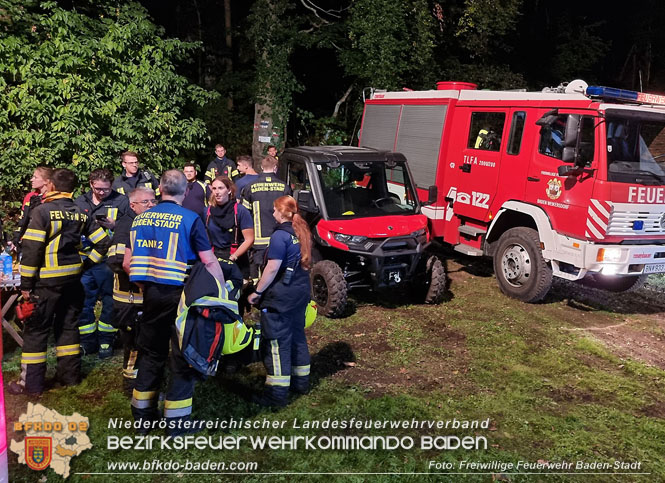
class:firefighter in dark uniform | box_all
[248,195,312,407]
[241,156,291,279]
[8,168,111,395]
[205,144,239,183]
[125,170,224,431]
[75,168,130,358]
[167,258,243,435]
[112,150,160,197]
[107,187,157,394]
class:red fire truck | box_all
[359,80,665,302]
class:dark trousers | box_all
[112,300,141,386]
[20,282,84,393]
[130,283,181,421]
[261,304,310,405]
[79,262,115,348]
[249,247,267,280]
[163,324,202,434]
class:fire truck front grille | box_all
[607,205,665,236]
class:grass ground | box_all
[3,257,665,482]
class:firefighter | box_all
[182,162,210,221]
[205,144,239,183]
[112,151,160,197]
[167,257,243,435]
[9,166,53,253]
[233,155,259,200]
[266,145,279,160]
[9,168,110,396]
[107,187,157,394]
[240,156,291,279]
[75,168,130,358]
[247,195,312,407]
[125,170,224,431]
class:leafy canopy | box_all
[0,0,216,193]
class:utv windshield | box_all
[606,116,665,185]
[317,161,419,219]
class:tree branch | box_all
[332,84,353,119]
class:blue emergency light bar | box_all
[586,86,665,106]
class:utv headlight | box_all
[334,233,368,245]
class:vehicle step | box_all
[454,244,484,256]
[458,225,487,237]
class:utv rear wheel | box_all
[586,274,648,293]
[412,255,446,304]
[493,227,553,303]
[310,260,348,318]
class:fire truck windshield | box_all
[606,116,665,185]
[317,161,418,219]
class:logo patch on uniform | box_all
[25,437,52,471]
[546,179,562,200]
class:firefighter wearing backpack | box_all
[247,195,312,407]
[107,187,157,394]
[125,170,224,432]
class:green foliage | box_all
[455,0,523,58]
[550,20,610,83]
[299,114,351,146]
[247,0,302,149]
[441,59,526,90]
[0,0,217,195]
[341,0,435,90]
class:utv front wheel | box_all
[493,227,553,303]
[310,260,348,317]
[412,255,446,304]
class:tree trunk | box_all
[252,102,273,166]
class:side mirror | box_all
[564,115,581,148]
[557,164,581,176]
[296,190,319,213]
[561,115,584,165]
[424,185,438,205]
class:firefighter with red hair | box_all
[248,195,312,407]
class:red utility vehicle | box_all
[359,80,665,302]
[281,146,445,316]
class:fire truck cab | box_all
[360,80,665,302]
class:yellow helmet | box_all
[305,300,318,329]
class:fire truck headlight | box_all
[601,265,619,275]
[596,248,624,263]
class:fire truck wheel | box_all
[311,260,348,318]
[493,227,553,303]
[413,255,446,304]
[587,274,648,293]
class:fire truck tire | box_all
[587,274,648,293]
[310,260,348,318]
[413,255,446,304]
[493,227,553,303]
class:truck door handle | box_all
[459,164,472,173]
[527,176,540,182]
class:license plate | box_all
[643,263,665,274]
[387,270,403,284]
